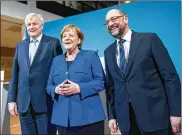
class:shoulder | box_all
[135,31,158,39]
[53,54,64,63]
[104,41,116,55]
[16,38,28,48]
[80,50,102,65]
[81,49,96,54]
[80,49,98,58]
[43,34,60,42]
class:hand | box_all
[55,80,69,94]
[59,80,80,96]
[170,116,181,135]
[108,119,118,133]
[8,102,18,116]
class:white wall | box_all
[1,1,63,22]
[1,1,64,40]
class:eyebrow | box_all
[106,15,123,20]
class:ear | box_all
[124,15,128,24]
[41,24,44,30]
[78,38,81,44]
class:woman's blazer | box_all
[46,49,106,127]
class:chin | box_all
[111,31,120,37]
[111,33,119,38]
[29,34,37,37]
[65,47,72,50]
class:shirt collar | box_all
[30,33,43,43]
[117,29,132,45]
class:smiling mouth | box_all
[65,42,72,45]
[110,27,118,32]
[29,31,36,32]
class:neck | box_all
[66,47,79,60]
[31,33,42,39]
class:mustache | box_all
[29,28,37,32]
[108,24,119,31]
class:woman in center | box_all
[46,24,106,135]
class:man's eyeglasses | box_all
[104,15,125,26]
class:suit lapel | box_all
[24,38,30,67]
[125,31,141,77]
[31,34,48,65]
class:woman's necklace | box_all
[66,55,76,61]
[66,49,79,61]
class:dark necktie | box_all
[119,39,127,74]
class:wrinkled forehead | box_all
[106,9,122,20]
[27,17,41,23]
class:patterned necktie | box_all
[119,39,127,74]
[29,39,38,65]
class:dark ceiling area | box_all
[18,1,134,17]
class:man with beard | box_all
[7,13,62,135]
[104,9,181,135]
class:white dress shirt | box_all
[29,33,43,65]
[116,29,132,67]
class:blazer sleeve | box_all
[7,44,19,103]
[78,51,105,100]
[104,51,116,120]
[53,39,63,57]
[46,59,57,100]
[151,33,181,116]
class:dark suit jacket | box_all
[46,50,106,127]
[104,31,181,132]
[8,34,63,113]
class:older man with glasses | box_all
[104,9,181,135]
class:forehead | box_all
[27,17,41,23]
[63,28,77,34]
[106,10,121,20]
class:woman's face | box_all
[62,29,81,51]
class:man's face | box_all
[105,10,127,38]
[26,17,43,38]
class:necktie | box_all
[29,39,38,65]
[119,39,127,73]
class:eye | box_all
[69,34,74,38]
[111,17,117,22]
[105,21,109,25]
[33,23,37,26]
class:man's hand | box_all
[8,102,18,116]
[108,119,118,133]
[170,116,181,135]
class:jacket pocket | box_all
[75,71,88,74]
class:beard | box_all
[108,24,125,38]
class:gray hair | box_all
[24,13,44,26]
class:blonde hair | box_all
[60,24,84,48]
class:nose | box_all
[63,36,70,42]
[108,20,114,27]
[65,36,70,40]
